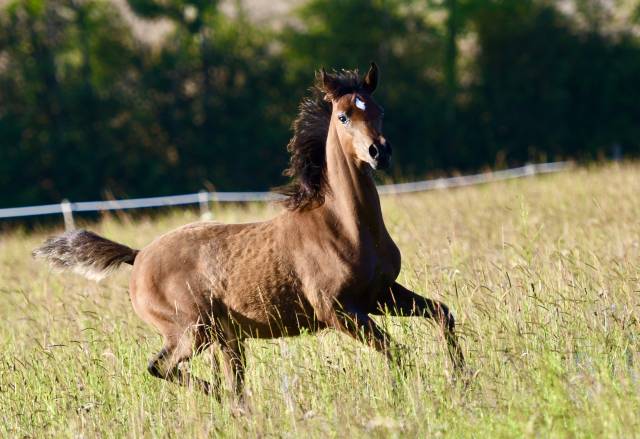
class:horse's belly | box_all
[218,275,319,337]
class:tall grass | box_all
[1,163,639,437]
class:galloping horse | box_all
[34,63,465,399]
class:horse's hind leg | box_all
[372,282,466,373]
[147,332,214,395]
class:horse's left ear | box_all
[362,62,378,94]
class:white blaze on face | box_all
[355,97,366,111]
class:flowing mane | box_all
[279,69,364,211]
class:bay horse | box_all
[34,63,465,401]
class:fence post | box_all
[524,163,536,177]
[61,199,75,231]
[199,190,212,220]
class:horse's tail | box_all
[33,229,139,281]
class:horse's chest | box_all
[298,231,401,311]
[339,237,401,297]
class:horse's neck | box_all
[322,123,385,240]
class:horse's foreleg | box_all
[335,308,395,362]
[372,282,466,373]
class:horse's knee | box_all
[433,302,455,332]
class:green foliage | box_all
[471,2,640,163]
[131,5,291,193]
[0,0,148,207]
[0,0,639,208]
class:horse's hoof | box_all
[450,366,478,389]
[230,399,251,417]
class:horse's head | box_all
[321,63,391,171]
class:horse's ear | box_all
[319,67,338,100]
[362,62,378,94]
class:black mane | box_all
[278,69,363,211]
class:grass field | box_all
[1,163,639,438]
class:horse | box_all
[34,63,465,402]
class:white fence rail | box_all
[0,162,572,227]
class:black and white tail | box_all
[33,230,139,281]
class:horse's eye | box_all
[338,114,348,124]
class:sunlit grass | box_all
[1,163,639,437]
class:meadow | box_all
[1,163,638,438]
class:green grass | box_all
[1,163,639,438]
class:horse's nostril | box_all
[369,144,379,159]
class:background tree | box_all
[0,0,153,206]
[127,0,291,192]
[470,1,640,163]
